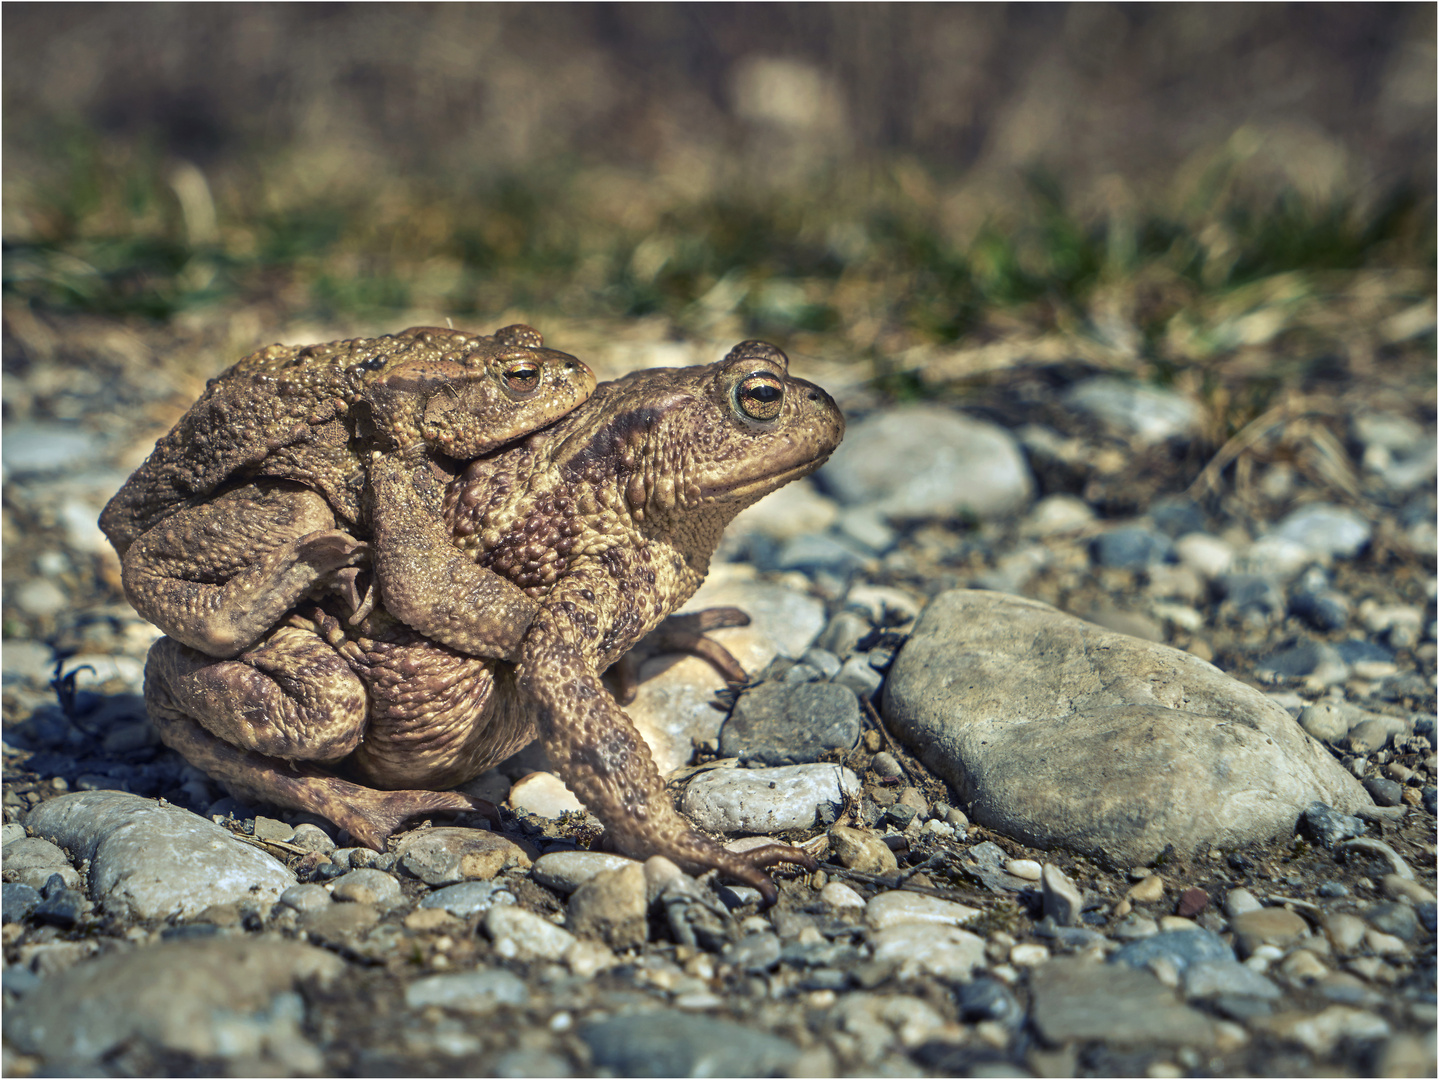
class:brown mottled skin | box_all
[100,325,595,661]
[144,342,845,903]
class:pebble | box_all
[1322,912,1368,954]
[1300,802,1366,848]
[25,791,294,921]
[531,851,639,894]
[1009,943,1050,967]
[329,868,401,906]
[1063,377,1202,444]
[1,836,81,891]
[1041,864,1084,927]
[1363,777,1405,806]
[1269,504,1372,560]
[867,923,987,980]
[720,681,861,765]
[300,901,379,944]
[1364,901,1418,942]
[1028,957,1217,1046]
[507,772,584,817]
[2,937,341,1067]
[1290,586,1351,631]
[2,882,41,923]
[1004,858,1042,881]
[1112,915,1160,940]
[581,1012,801,1078]
[1126,874,1165,904]
[1255,640,1349,685]
[1254,1005,1389,1056]
[1382,873,1435,905]
[836,508,898,553]
[1173,533,1234,579]
[1230,908,1309,957]
[1345,713,1409,753]
[819,881,866,909]
[827,825,899,874]
[417,881,517,918]
[884,590,1369,866]
[1224,887,1262,916]
[484,904,575,962]
[1182,958,1282,1000]
[1112,929,1232,974]
[1092,527,1174,569]
[1021,494,1096,536]
[1176,888,1209,918]
[397,827,531,885]
[404,968,529,1014]
[1297,703,1354,744]
[278,884,331,913]
[864,890,979,930]
[834,654,884,698]
[1279,950,1328,982]
[290,823,336,853]
[566,862,648,951]
[2,422,104,474]
[680,762,859,834]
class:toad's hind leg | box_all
[146,638,491,849]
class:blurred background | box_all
[3,4,1433,389]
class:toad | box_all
[100,325,595,660]
[145,342,845,902]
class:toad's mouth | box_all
[696,453,834,503]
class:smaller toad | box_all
[101,325,595,660]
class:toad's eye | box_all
[735,373,784,421]
[503,361,541,394]
[358,355,387,372]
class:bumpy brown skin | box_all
[145,342,845,903]
[102,325,595,661]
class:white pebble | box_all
[1009,943,1050,967]
[1004,859,1042,881]
[819,882,866,909]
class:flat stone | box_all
[680,763,860,834]
[404,968,528,1014]
[1,937,341,1065]
[417,880,516,918]
[1111,929,1233,974]
[864,890,979,930]
[582,1011,801,1078]
[531,851,640,894]
[25,791,294,921]
[883,591,1370,865]
[868,923,986,980]
[278,884,330,913]
[1,837,80,891]
[1041,864,1084,927]
[329,868,401,906]
[397,827,531,885]
[1029,957,1217,1047]
[300,902,379,944]
[1269,504,1371,560]
[1183,957,1282,1000]
[820,406,1034,521]
[720,681,861,765]
[2,882,41,923]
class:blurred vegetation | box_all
[3,3,1434,423]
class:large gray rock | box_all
[3,937,341,1066]
[883,591,1371,865]
[819,405,1034,520]
[25,791,295,920]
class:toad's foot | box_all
[606,606,752,705]
[659,832,817,908]
[146,700,495,850]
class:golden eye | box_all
[735,372,784,421]
[503,361,541,393]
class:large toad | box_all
[100,325,595,660]
[146,342,845,901]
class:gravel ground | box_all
[2,308,1435,1078]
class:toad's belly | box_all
[347,635,535,790]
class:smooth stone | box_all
[25,791,294,921]
[328,868,401,906]
[1300,803,1365,849]
[1255,639,1350,685]
[1346,714,1409,754]
[252,816,294,843]
[1363,777,1404,807]
[1365,929,1407,956]
[820,882,866,909]
[418,881,516,918]
[883,591,1370,865]
[820,405,1034,520]
[1182,958,1282,1000]
[720,681,861,765]
[775,532,872,576]
[1112,914,1160,940]
[1297,703,1354,744]
[1092,528,1174,570]
[300,902,379,943]
[1270,504,1372,560]
[827,826,898,874]
[531,851,640,894]
[1290,588,1351,632]
[1233,536,1318,578]
[278,884,331,913]
[1173,534,1234,579]
[484,904,575,962]
[581,1012,800,1079]
[508,772,584,817]
[1021,494,1096,537]
[2,422,104,474]
[864,890,979,930]
[1029,957,1217,1046]
[834,654,884,698]
[1253,1006,1389,1056]
[566,863,649,951]
[1010,943,1051,967]
[289,823,336,853]
[868,923,986,980]
[1005,859,1042,881]
[1111,929,1232,974]
[680,763,860,834]
[1382,874,1435,905]
[1176,888,1209,918]
[836,507,899,553]
[397,827,532,885]
[1,938,340,1064]
[1364,902,1419,942]
[1041,864,1084,927]
[728,480,839,541]
[404,968,528,1014]
[1216,573,1286,627]
[1230,909,1309,957]
[2,882,41,923]
[1063,377,1201,444]
[1126,874,1165,904]
[624,571,826,774]
[799,646,844,679]
[1,837,80,891]
[722,931,782,973]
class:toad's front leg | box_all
[518,570,814,905]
